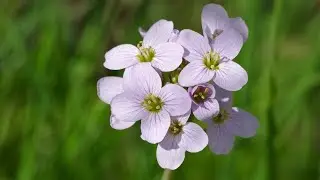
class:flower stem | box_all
[161,169,172,180]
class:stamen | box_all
[142,94,163,112]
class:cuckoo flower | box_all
[97,77,135,130]
[111,63,192,144]
[188,83,219,120]
[205,97,259,155]
[202,3,248,43]
[177,29,247,91]
[156,111,208,170]
[104,19,184,73]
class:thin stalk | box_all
[161,169,172,180]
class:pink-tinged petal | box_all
[159,84,192,116]
[110,115,135,130]
[152,42,184,72]
[201,4,230,40]
[143,19,173,47]
[212,28,243,60]
[123,63,162,96]
[111,93,148,122]
[192,98,219,120]
[104,44,139,70]
[157,135,185,170]
[178,61,215,87]
[141,110,171,144]
[179,122,208,153]
[173,110,191,125]
[214,61,248,91]
[207,124,235,154]
[177,29,211,62]
[97,77,123,104]
[226,107,259,138]
[230,17,248,42]
[138,27,146,38]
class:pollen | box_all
[203,51,220,70]
[192,86,211,103]
[169,120,183,135]
[142,94,164,112]
[137,42,155,62]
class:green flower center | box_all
[192,86,210,103]
[137,41,155,62]
[142,94,163,113]
[213,109,229,124]
[212,29,223,39]
[169,120,183,135]
[203,51,220,70]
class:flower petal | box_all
[230,17,248,42]
[159,84,192,116]
[104,44,139,70]
[214,84,233,109]
[138,27,146,38]
[214,61,248,91]
[177,29,211,62]
[143,19,173,47]
[207,124,235,154]
[123,63,162,96]
[152,42,184,72]
[192,98,219,120]
[178,61,215,87]
[169,29,180,42]
[97,77,123,104]
[111,93,148,122]
[212,28,243,60]
[110,114,135,130]
[201,3,230,40]
[226,107,259,138]
[157,138,185,170]
[141,110,171,144]
[179,122,208,153]
[173,109,191,125]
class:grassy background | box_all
[1,0,320,179]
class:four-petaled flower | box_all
[156,111,208,170]
[201,3,248,43]
[177,29,248,91]
[104,19,184,73]
[205,91,258,154]
[188,83,219,120]
[111,63,192,144]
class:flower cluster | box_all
[97,4,258,170]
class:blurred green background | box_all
[1,0,320,179]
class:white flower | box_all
[202,3,248,43]
[177,29,247,91]
[104,19,184,73]
[111,63,192,144]
[188,83,219,120]
[97,77,135,130]
[156,111,208,170]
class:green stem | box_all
[161,169,172,180]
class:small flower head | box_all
[156,111,208,170]
[111,63,191,144]
[189,83,219,120]
[177,29,248,91]
[104,20,184,73]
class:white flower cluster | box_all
[98,4,259,170]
